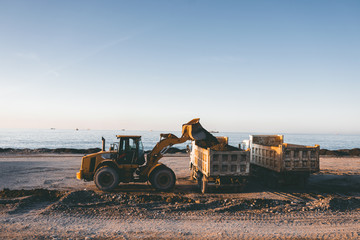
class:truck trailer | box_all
[245,135,320,187]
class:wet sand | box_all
[0,153,359,239]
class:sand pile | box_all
[192,126,241,151]
[208,143,240,151]
[195,136,240,151]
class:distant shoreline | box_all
[319,148,360,157]
[0,147,359,156]
[0,147,188,155]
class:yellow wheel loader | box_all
[76,118,218,191]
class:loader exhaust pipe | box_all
[102,137,105,151]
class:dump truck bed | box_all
[190,141,250,178]
[249,135,320,173]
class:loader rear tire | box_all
[94,166,119,191]
[150,166,176,192]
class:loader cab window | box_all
[109,143,118,151]
[119,138,129,152]
[118,137,145,164]
[138,141,144,155]
[119,138,136,151]
[118,138,135,163]
[129,138,137,150]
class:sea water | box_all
[0,128,359,151]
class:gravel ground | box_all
[0,154,359,239]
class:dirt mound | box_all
[46,191,196,214]
[210,143,240,151]
[259,196,360,213]
[195,142,240,151]
[0,189,63,201]
[57,190,102,204]
[49,191,294,215]
[0,189,65,214]
[2,189,359,220]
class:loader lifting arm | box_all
[140,118,218,177]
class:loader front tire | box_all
[94,166,119,191]
[150,166,176,191]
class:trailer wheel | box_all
[150,166,176,191]
[201,175,208,194]
[94,166,119,191]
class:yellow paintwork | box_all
[76,170,83,180]
[77,118,205,183]
[116,135,141,138]
[147,163,165,177]
[141,118,203,176]
[77,150,137,180]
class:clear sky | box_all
[0,0,359,133]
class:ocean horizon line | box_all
[1,128,359,136]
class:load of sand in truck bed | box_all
[193,125,240,151]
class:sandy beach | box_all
[2,0,359,238]
[0,153,359,239]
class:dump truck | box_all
[76,118,217,191]
[190,137,250,193]
[245,135,320,187]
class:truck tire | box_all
[94,166,119,191]
[268,176,279,189]
[234,182,246,192]
[197,172,203,189]
[297,175,308,188]
[150,166,176,191]
[201,175,208,194]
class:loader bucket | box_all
[182,118,219,146]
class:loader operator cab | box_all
[115,135,145,165]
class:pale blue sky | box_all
[0,0,359,133]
